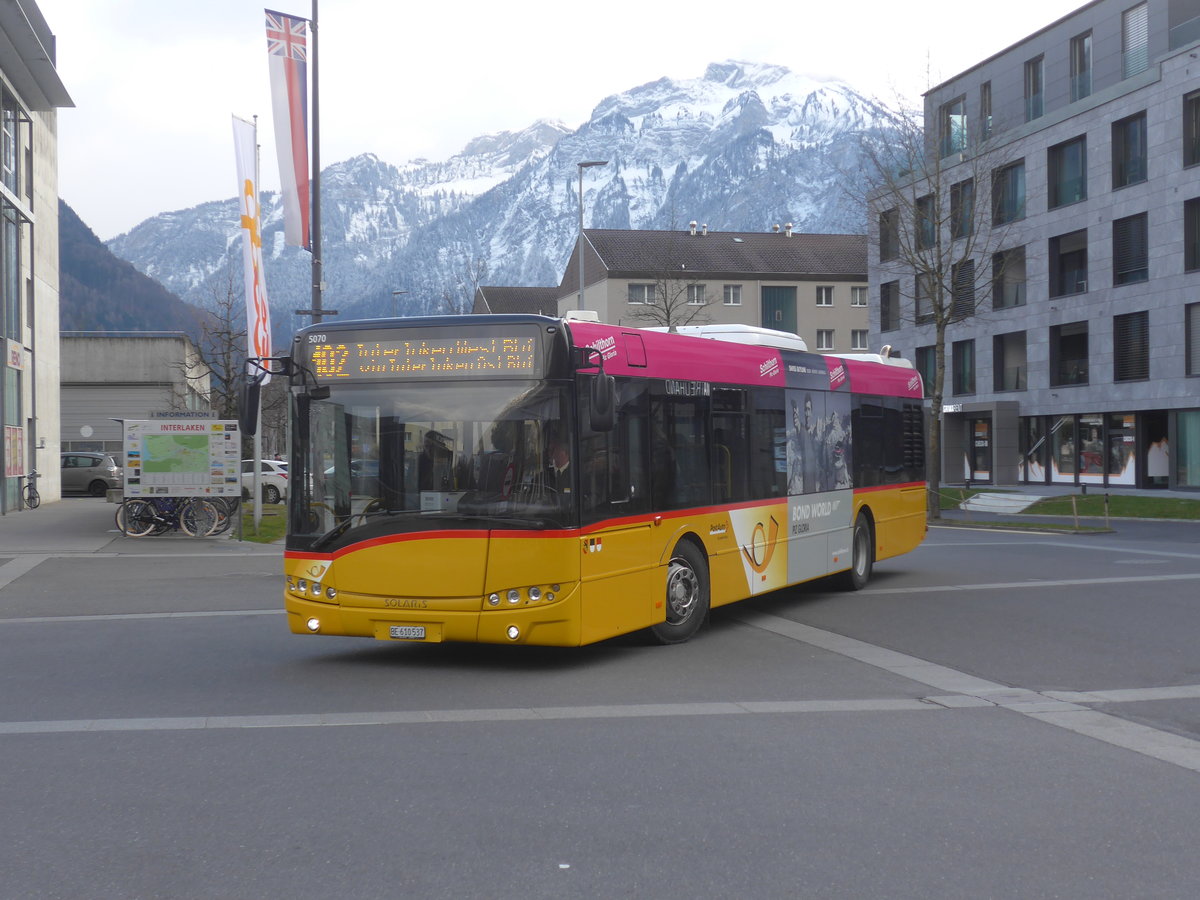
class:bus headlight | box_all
[297,579,308,593]
[310,582,323,596]
[488,593,501,607]
[506,625,520,641]
[325,586,337,600]
[507,589,521,605]
[306,618,321,633]
[528,587,542,602]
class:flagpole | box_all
[253,115,264,532]
[310,0,323,324]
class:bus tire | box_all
[840,512,874,591]
[650,540,709,645]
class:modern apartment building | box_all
[559,227,869,355]
[0,1,72,514]
[871,0,1200,490]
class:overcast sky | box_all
[38,0,1087,240]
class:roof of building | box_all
[582,228,867,279]
[474,285,561,316]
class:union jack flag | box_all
[266,10,307,61]
[265,8,310,249]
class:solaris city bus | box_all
[270,313,926,646]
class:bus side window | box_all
[713,388,750,504]
[580,377,649,524]
[851,396,884,488]
[748,388,785,500]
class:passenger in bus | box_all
[545,425,571,494]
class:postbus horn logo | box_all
[740,515,781,581]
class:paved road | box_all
[1,499,1199,898]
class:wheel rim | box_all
[854,525,869,577]
[265,486,280,504]
[666,556,699,624]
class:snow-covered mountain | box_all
[105,61,892,337]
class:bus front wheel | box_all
[840,512,874,591]
[650,540,709,644]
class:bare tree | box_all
[855,97,1017,518]
[441,253,489,315]
[622,229,713,329]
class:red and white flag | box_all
[265,8,310,249]
[233,115,272,384]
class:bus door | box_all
[576,378,660,642]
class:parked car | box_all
[61,451,124,497]
[242,459,288,503]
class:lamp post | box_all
[391,290,408,318]
[577,160,608,310]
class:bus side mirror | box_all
[238,375,262,436]
[590,374,615,432]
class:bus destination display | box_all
[308,329,540,381]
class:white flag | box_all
[232,115,272,384]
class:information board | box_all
[122,420,242,497]
[305,326,541,382]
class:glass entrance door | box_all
[969,417,992,483]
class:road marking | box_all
[0,609,283,625]
[0,698,943,736]
[1045,684,1200,703]
[860,572,1200,596]
[0,556,47,591]
[731,610,1200,775]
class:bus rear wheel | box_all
[839,512,874,591]
[650,540,709,644]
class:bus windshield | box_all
[288,379,576,551]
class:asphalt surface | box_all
[1,496,1199,898]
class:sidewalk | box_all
[0,497,278,556]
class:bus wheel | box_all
[840,512,874,591]
[651,541,709,644]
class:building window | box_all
[1113,310,1150,381]
[992,160,1025,225]
[627,283,654,304]
[1113,213,1149,285]
[1187,302,1200,376]
[952,339,975,395]
[1024,56,1044,121]
[1112,113,1148,188]
[1186,198,1200,271]
[940,96,967,158]
[993,331,1028,391]
[915,346,936,397]
[816,329,834,350]
[1050,322,1089,386]
[915,195,935,250]
[1122,2,1149,79]
[880,281,900,332]
[851,329,868,350]
[980,82,992,141]
[993,246,1027,309]
[1049,136,1087,208]
[1186,91,1200,168]
[1070,31,1093,101]
[851,286,867,307]
[0,96,17,195]
[915,273,934,325]
[952,259,976,318]
[1050,229,1088,297]
[879,208,899,261]
[951,178,974,239]
[687,284,706,305]
[816,285,834,306]
[723,284,742,306]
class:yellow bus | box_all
[276,314,926,646]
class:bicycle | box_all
[22,470,40,509]
[115,496,221,537]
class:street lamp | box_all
[577,160,608,310]
[391,290,408,318]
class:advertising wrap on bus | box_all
[281,315,927,648]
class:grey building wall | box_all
[870,0,1200,488]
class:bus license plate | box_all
[389,625,426,640]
